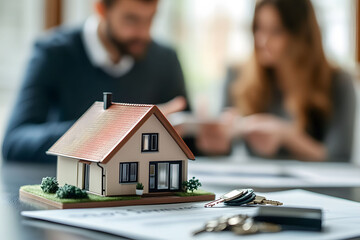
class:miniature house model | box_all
[47,93,195,196]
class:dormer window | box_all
[142,133,158,152]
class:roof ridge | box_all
[107,102,155,108]
[100,105,195,163]
[100,105,155,162]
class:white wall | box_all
[0,0,44,164]
[62,0,94,26]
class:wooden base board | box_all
[19,189,215,209]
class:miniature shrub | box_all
[56,184,88,199]
[182,177,202,193]
[136,182,144,190]
[40,177,59,193]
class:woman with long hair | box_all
[197,0,356,161]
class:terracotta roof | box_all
[47,102,195,162]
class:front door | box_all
[149,161,182,192]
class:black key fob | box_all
[253,206,322,231]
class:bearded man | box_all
[2,0,189,162]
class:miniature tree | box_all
[182,177,202,193]
[136,182,144,190]
[56,184,88,199]
[40,177,59,193]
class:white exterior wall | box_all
[88,162,103,195]
[57,156,79,186]
[104,114,189,196]
[57,156,103,195]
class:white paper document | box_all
[22,190,360,240]
[188,159,360,188]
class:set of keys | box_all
[193,214,281,236]
[204,189,283,208]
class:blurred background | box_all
[0,0,359,164]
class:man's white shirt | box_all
[82,16,134,77]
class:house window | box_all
[84,163,90,191]
[157,162,169,189]
[149,161,182,192]
[119,162,138,183]
[142,133,158,152]
[149,164,156,189]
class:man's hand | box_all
[157,96,187,116]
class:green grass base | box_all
[21,185,140,204]
[175,189,214,197]
[20,185,214,204]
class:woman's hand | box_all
[195,110,326,160]
[196,109,237,155]
[241,114,293,157]
[196,122,232,155]
[242,114,326,161]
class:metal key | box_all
[224,189,256,206]
[247,195,283,206]
[204,189,247,208]
[192,219,227,236]
[257,222,282,233]
[227,215,248,226]
[232,219,281,235]
[232,218,259,235]
[192,220,219,236]
[193,213,282,236]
